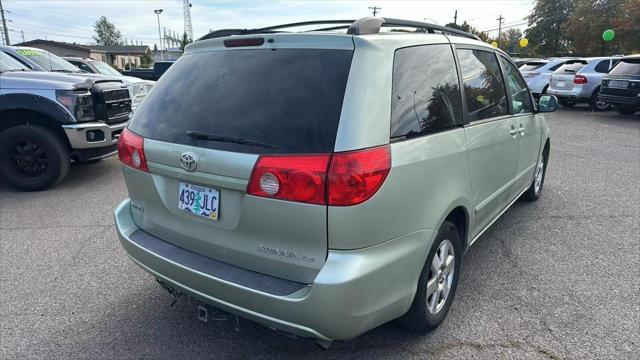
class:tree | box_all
[503,28,523,53]
[180,32,192,51]
[564,0,626,56]
[93,16,123,46]
[445,21,491,42]
[613,0,640,53]
[525,0,574,56]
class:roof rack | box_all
[199,17,480,41]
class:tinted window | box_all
[0,51,30,71]
[391,44,462,138]
[609,59,640,75]
[456,49,508,121]
[548,62,563,71]
[520,62,546,71]
[69,61,93,73]
[594,60,611,73]
[499,56,533,114]
[555,61,587,73]
[129,49,353,154]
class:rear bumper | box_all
[114,199,434,340]
[546,87,590,100]
[598,94,640,107]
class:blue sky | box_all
[1,0,534,47]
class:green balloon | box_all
[603,29,615,41]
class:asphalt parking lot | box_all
[1,106,638,359]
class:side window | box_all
[456,49,508,121]
[70,61,92,73]
[594,60,611,73]
[391,44,462,138]
[498,56,533,114]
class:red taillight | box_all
[117,128,149,172]
[246,145,391,206]
[573,75,588,84]
[328,146,391,206]
[224,38,265,47]
[247,154,331,205]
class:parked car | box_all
[599,54,640,115]
[0,50,132,190]
[113,18,555,345]
[520,58,568,98]
[512,57,543,67]
[122,61,174,81]
[63,57,155,110]
[547,57,620,110]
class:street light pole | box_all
[154,9,164,61]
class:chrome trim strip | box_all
[469,185,528,247]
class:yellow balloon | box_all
[491,41,498,48]
[519,38,529,48]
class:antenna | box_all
[184,0,193,41]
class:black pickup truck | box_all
[122,61,174,81]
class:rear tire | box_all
[590,91,610,111]
[614,106,637,115]
[0,125,70,191]
[522,147,548,202]
[399,221,462,332]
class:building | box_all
[14,39,150,69]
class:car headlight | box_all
[56,90,95,122]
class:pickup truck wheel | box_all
[399,220,462,332]
[522,148,548,202]
[0,125,70,191]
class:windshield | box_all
[129,48,353,154]
[0,51,30,72]
[91,60,122,76]
[609,59,640,76]
[15,48,80,72]
[520,62,546,71]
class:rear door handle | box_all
[518,124,526,136]
[509,126,519,136]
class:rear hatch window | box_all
[609,59,640,75]
[129,48,353,154]
[520,62,546,71]
[554,60,587,74]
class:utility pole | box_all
[154,9,164,61]
[496,14,504,48]
[21,29,24,43]
[453,10,458,25]
[0,0,10,45]
[368,6,381,16]
[183,0,193,42]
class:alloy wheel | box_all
[426,239,455,314]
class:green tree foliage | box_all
[93,16,123,46]
[564,0,625,56]
[445,21,491,42]
[526,0,574,56]
[613,0,640,53]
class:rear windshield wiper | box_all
[185,130,279,149]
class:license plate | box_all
[556,81,565,87]
[178,182,219,221]
[609,80,628,88]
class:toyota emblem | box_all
[180,152,198,172]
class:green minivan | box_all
[114,18,555,345]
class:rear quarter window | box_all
[128,49,353,154]
[594,60,611,73]
[390,44,463,138]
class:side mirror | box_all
[537,95,558,113]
